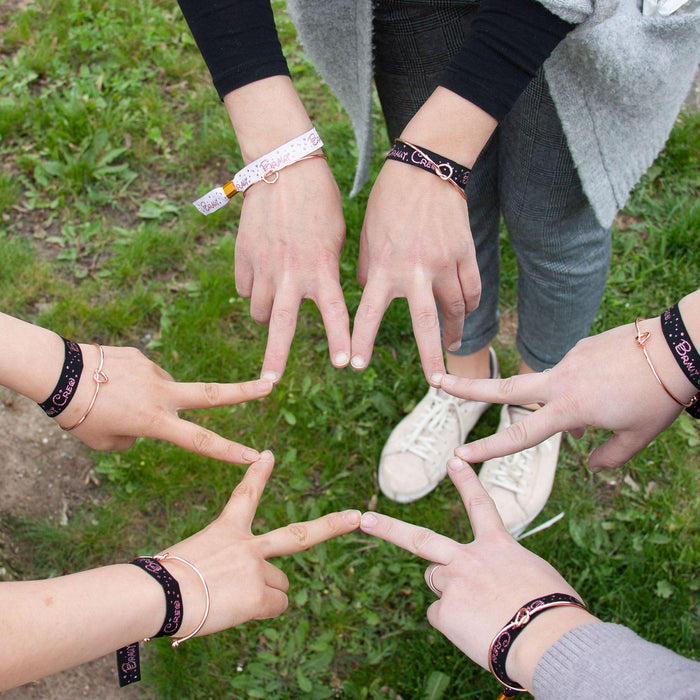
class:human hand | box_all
[441,319,688,471]
[58,344,273,463]
[235,156,350,382]
[163,451,361,636]
[360,458,595,690]
[351,160,479,384]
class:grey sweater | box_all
[286,0,699,226]
[535,622,700,699]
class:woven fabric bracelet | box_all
[193,127,324,215]
[660,304,700,418]
[385,139,471,199]
[38,337,83,418]
[634,318,698,415]
[62,343,108,431]
[488,592,587,696]
[117,556,184,687]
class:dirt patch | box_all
[0,388,151,699]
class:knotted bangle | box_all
[488,592,587,696]
[38,337,83,417]
[62,343,108,431]
[385,139,471,200]
[660,304,700,418]
[193,127,325,215]
[634,318,699,414]
[116,553,210,687]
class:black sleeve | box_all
[439,0,575,121]
[176,0,290,99]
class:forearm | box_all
[0,564,164,691]
[0,312,64,403]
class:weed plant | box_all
[1,1,698,698]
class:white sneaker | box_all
[378,348,498,503]
[478,405,562,538]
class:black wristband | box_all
[37,337,83,417]
[660,304,700,419]
[386,139,471,192]
[488,593,587,694]
[116,557,184,687]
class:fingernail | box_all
[260,449,274,460]
[447,456,467,471]
[454,446,470,459]
[333,352,350,367]
[243,448,260,462]
[430,372,444,386]
[255,379,273,392]
[360,512,378,529]
[441,374,457,388]
[344,509,361,525]
[351,355,366,369]
[448,341,461,352]
[261,371,279,383]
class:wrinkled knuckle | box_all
[357,302,383,323]
[414,311,439,330]
[287,523,310,546]
[191,428,214,453]
[499,375,521,401]
[410,527,435,552]
[202,382,221,406]
[443,298,466,320]
[270,307,297,329]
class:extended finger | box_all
[220,451,276,528]
[455,405,563,463]
[154,414,262,463]
[406,287,446,384]
[350,282,393,371]
[446,458,507,539]
[359,512,456,564]
[313,283,351,368]
[169,379,273,410]
[258,509,361,558]
[260,293,302,381]
[441,372,550,407]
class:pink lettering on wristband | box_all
[193,128,324,215]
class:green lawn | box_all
[1,1,698,698]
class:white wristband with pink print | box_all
[193,127,324,215]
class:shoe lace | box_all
[400,389,464,461]
[481,448,534,495]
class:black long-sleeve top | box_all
[177,0,574,122]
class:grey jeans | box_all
[373,0,611,371]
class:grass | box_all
[1,1,699,698]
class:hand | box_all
[164,451,361,636]
[441,319,687,471]
[351,160,480,384]
[235,157,350,382]
[360,458,595,690]
[59,344,273,463]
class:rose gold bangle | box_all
[62,344,109,430]
[154,553,211,647]
[634,318,693,408]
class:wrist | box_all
[223,76,314,163]
[400,87,497,169]
[506,607,600,692]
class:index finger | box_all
[311,281,351,368]
[441,371,550,407]
[359,512,457,564]
[258,509,361,558]
[169,378,273,410]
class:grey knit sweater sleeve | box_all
[534,622,700,699]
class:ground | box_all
[0,388,151,700]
